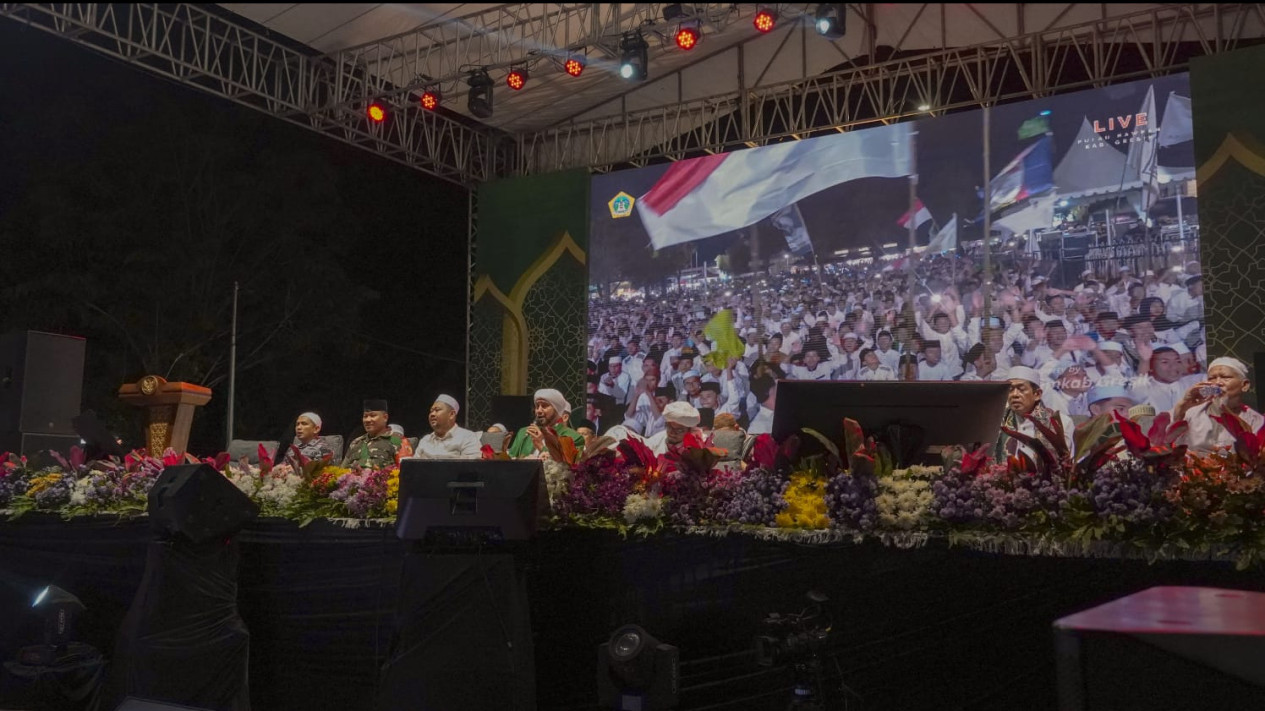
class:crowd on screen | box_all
[585,244,1210,439]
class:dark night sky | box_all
[590,72,1194,267]
[0,21,471,452]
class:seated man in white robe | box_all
[1173,356,1265,453]
[644,401,701,455]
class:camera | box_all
[755,590,832,667]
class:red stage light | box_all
[753,9,776,33]
[367,103,387,122]
[564,56,586,77]
[420,89,440,111]
[506,68,528,91]
[675,26,698,50]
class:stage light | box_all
[467,69,494,119]
[675,20,700,50]
[419,87,441,111]
[917,103,931,112]
[18,585,87,666]
[564,54,586,77]
[506,65,529,91]
[814,3,846,39]
[754,7,777,33]
[367,102,387,123]
[1040,109,1052,116]
[597,624,679,711]
[662,3,687,21]
[619,32,649,81]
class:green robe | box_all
[507,423,584,459]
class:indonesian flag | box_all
[636,123,912,250]
[897,199,932,229]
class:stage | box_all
[1,516,1261,711]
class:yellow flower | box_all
[26,473,63,496]
[777,471,830,530]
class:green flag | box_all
[1017,116,1049,140]
[702,309,745,369]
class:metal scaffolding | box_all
[4,3,1265,184]
[0,2,510,185]
[519,2,1265,174]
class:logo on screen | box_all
[1079,112,1156,149]
[608,191,635,219]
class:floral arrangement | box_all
[7,411,1265,568]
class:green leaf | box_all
[800,428,841,465]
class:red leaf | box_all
[481,444,496,460]
[617,436,658,470]
[747,433,778,470]
[1146,411,1172,443]
[214,451,231,471]
[960,445,992,476]
[1113,412,1151,456]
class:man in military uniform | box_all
[342,398,399,469]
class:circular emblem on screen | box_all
[139,375,160,396]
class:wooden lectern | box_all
[118,375,212,455]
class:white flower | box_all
[542,460,572,508]
[622,492,664,524]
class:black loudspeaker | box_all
[0,330,86,443]
[117,698,213,710]
[147,464,259,544]
[1055,586,1265,710]
[491,394,534,433]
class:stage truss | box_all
[2,3,1264,185]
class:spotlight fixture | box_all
[19,585,86,666]
[619,32,649,81]
[466,69,494,119]
[506,65,529,91]
[753,7,777,33]
[564,54,586,77]
[597,625,679,711]
[366,102,387,123]
[814,3,847,39]
[662,3,687,21]
[419,86,441,111]
[917,103,931,112]
[675,20,700,50]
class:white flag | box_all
[926,214,957,253]
[1158,92,1193,147]
[636,123,913,250]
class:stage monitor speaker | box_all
[117,699,213,711]
[0,431,80,458]
[1055,586,1265,711]
[0,330,86,436]
[147,464,259,544]
[491,394,534,433]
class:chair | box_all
[406,437,419,452]
[227,439,280,465]
[710,430,746,461]
[481,430,513,451]
[323,435,344,462]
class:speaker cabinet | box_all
[0,330,85,439]
[147,464,259,544]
